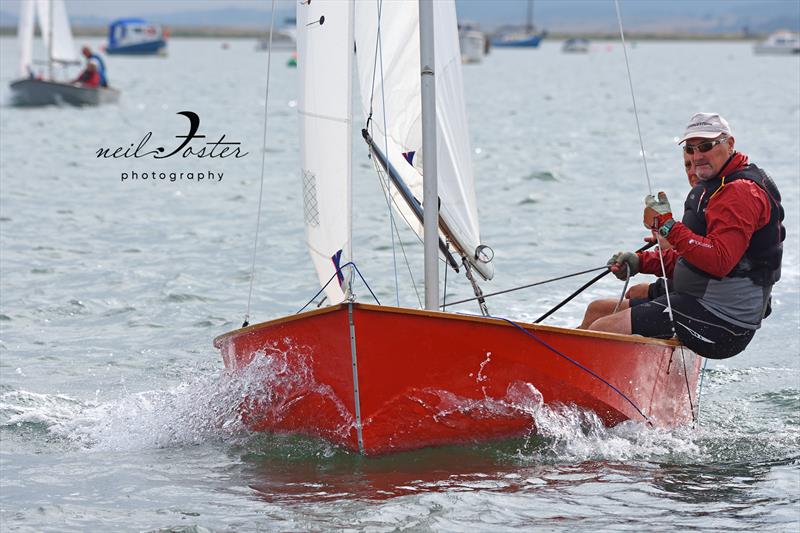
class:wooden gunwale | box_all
[213,302,679,348]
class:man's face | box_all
[684,135,734,180]
[683,152,699,187]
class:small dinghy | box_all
[10,0,120,107]
[215,0,701,455]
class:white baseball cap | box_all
[679,112,733,144]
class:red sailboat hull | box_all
[214,303,701,455]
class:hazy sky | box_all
[1,0,797,31]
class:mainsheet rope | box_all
[614,0,696,422]
[242,0,277,328]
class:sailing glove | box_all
[643,191,673,229]
[608,251,639,280]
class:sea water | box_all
[1,38,798,531]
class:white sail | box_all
[36,0,79,64]
[354,0,494,280]
[17,0,35,77]
[297,0,354,304]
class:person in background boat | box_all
[73,61,100,88]
[581,112,785,359]
[79,46,108,88]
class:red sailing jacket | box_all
[638,153,771,278]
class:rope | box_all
[613,268,631,314]
[494,315,650,423]
[370,160,423,308]
[242,0,278,328]
[614,1,699,422]
[681,348,697,425]
[695,358,709,421]
[613,1,677,334]
[373,0,401,306]
[296,262,380,314]
[443,266,607,308]
[613,0,652,195]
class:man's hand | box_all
[607,251,639,280]
[644,191,673,229]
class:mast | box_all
[418,0,438,311]
[526,0,533,33]
[48,0,54,80]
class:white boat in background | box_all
[458,21,485,64]
[562,38,590,53]
[754,31,800,55]
[255,17,297,51]
[10,0,120,106]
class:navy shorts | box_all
[629,292,755,359]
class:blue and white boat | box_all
[107,19,167,56]
[490,1,545,48]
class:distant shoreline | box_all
[0,26,773,41]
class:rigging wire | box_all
[373,0,402,306]
[443,265,607,308]
[242,0,277,328]
[371,161,424,308]
[614,0,696,422]
[613,0,676,328]
[613,268,631,314]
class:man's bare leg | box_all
[587,307,633,335]
[578,298,630,329]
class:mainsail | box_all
[297,1,354,304]
[353,0,494,281]
[35,0,79,64]
[17,0,35,77]
[18,0,80,77]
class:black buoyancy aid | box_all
[682,163,785,286]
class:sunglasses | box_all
[683,137,727,155]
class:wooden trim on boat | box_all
[352,303,680,347]
[212,304,343,347]
[213,301,680,348]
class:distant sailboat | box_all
[458,21,485,64]
[562,38,590,53]
[106,18,168,56]
[491,0,546,48]
[10,0,120,106]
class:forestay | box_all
[353,0,494,281]
[297,0,354,304]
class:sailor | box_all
[583,113,785,359]
[81,46,108,88]
[73,61,100,87]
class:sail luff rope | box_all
[242,0,277,327]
